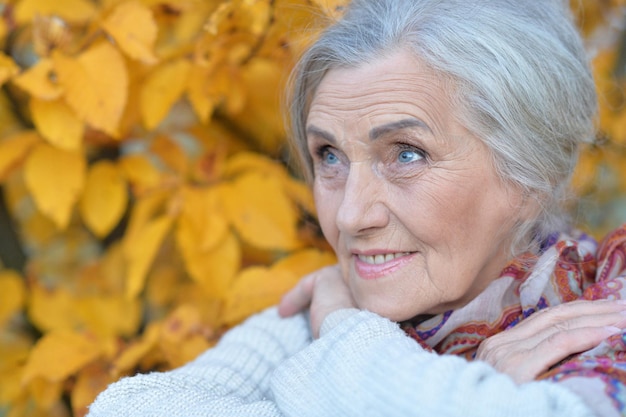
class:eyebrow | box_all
[305,117,431,143]
[369,118,432,140]
[306,125,337,143]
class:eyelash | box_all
[314,144,330,159]
[313,144,340,163]
[394,142,428,161]
[311,142,429,167]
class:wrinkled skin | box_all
[279,48,626,382]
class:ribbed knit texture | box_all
[88,307,596,417]
[272,309,597,417]
[87,308,311,417]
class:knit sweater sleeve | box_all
[87,307,311,417]
[270,309,597,417]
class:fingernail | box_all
[605,326,623,335]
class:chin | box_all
[359,301,415,322]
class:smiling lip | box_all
[354,251,416,280]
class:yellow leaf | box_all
[310,0,349,18]
[53,42,128,136]
[241,0,272,36]
[283,178,316,214]
[0,366,23,405]
[21,210,59,247]
[175,187,233,292]
[220,172,301,250]
[610,109,626,145]
[0,130,40,182]
[150,134,188,175]
[161,333,212,369]
[215,66,246,115]
[112,322,160,375]
[14,0,97,24]
[0,270,25,326]
[223,266,296,325]
[102,1,158,64]
[229,58,285,153]
[123,190,169,248]
[145,264,181,308]
[26,377,64,409]
[186,58,217,124]
[205,2,234,35]
[119,154,162,193]
[159,304,201,344]
[7,398,70,417]
[72,362,115,417]
[175,186,227,252]
[32,15,74,58]
[95,243,126,292]
[28,284,77,332]
[28,283,141,337]
[223,249,336,325]
[222,151,288,179]
[178,229,241,297]
[124,215,173,298]
[24,143,86,229]
[571,147,600,194]
[11,58,63,100]
[272,248,337,278]
[140,58,191,130]
[79,161,128,238]
[30,97,84,150]
[0,52,19,86]
[22,330,102,383]
[159,305,212,368]
[75,295,142,337]
[0,332,32,404]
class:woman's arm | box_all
[277,264,626,416]
[271,309,597,417]
[87,307,311,417]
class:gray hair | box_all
[287,0,598,255]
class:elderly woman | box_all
[88,0,626,416]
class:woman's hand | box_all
[278,265,356,338]
[476,299,626,383]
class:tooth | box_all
[358,253,412,265]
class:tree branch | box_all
[0,186,26,273]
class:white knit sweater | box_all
[87,307,596,417]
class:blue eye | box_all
[398,150,423,163]
[323,149,339,165]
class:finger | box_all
[505,309,626,349]
[278,273,317,317]
[501,325,623,383]
[309,267,355,337]
[477,309,626,382]
[496,300,626,342]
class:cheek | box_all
[313,181,339,244]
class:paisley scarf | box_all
[402,224,626,414]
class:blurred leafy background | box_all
[0,0,624,416]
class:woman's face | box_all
[307,49,528,322]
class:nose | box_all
[335,162,390,235]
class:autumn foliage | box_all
[0,0,624,416]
